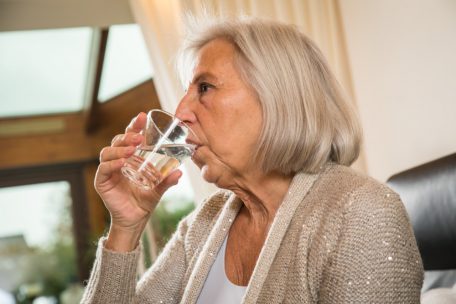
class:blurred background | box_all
[0,0,455,303]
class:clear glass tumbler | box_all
[121,109,197,190]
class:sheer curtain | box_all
[129,0,367,203]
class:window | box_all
[0,28,92,117]
[0,181,79,302]
[98,24,153,102]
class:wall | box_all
[0,0,133,31]
[339,0,456,181]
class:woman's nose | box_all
[175,93,197,123]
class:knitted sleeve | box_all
[80,214,191,304]
[318,183,424,304]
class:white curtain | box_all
[129,0,367,204]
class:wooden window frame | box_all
[0,161,94,281]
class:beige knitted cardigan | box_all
[81,164,423,303]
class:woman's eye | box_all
[198,83,212,94]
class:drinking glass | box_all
[121,109,197,190]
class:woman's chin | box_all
[201,165,218,184]
[201,165,229,188]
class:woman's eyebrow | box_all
[192,72,218,84]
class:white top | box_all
[196,235,247,303]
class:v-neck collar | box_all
[180,170,322,304]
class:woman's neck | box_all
[229,170,293,227]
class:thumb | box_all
[154,169,182,196]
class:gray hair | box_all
[176,16,362,174]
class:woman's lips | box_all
[186,138,201,146]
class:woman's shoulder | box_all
[317,165,414,243]
[304,165,424,300]
[301,164,408,229]
[322,163,402,209]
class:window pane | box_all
[0,181,80,302]
[0,28,92,118]
[98,24,153,102]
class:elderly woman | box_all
[82,18,423,303]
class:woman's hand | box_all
[94,112,182,251]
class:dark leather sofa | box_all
[387,153,456,291]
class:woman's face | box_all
[175,39,263,185]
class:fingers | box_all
[108,112,146,147]
[126,112,147,133]
[154,170,182,196]
[111,132,143,148]
[95,158,126,184]
[100,146,136,162]
[106,113,146,159]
